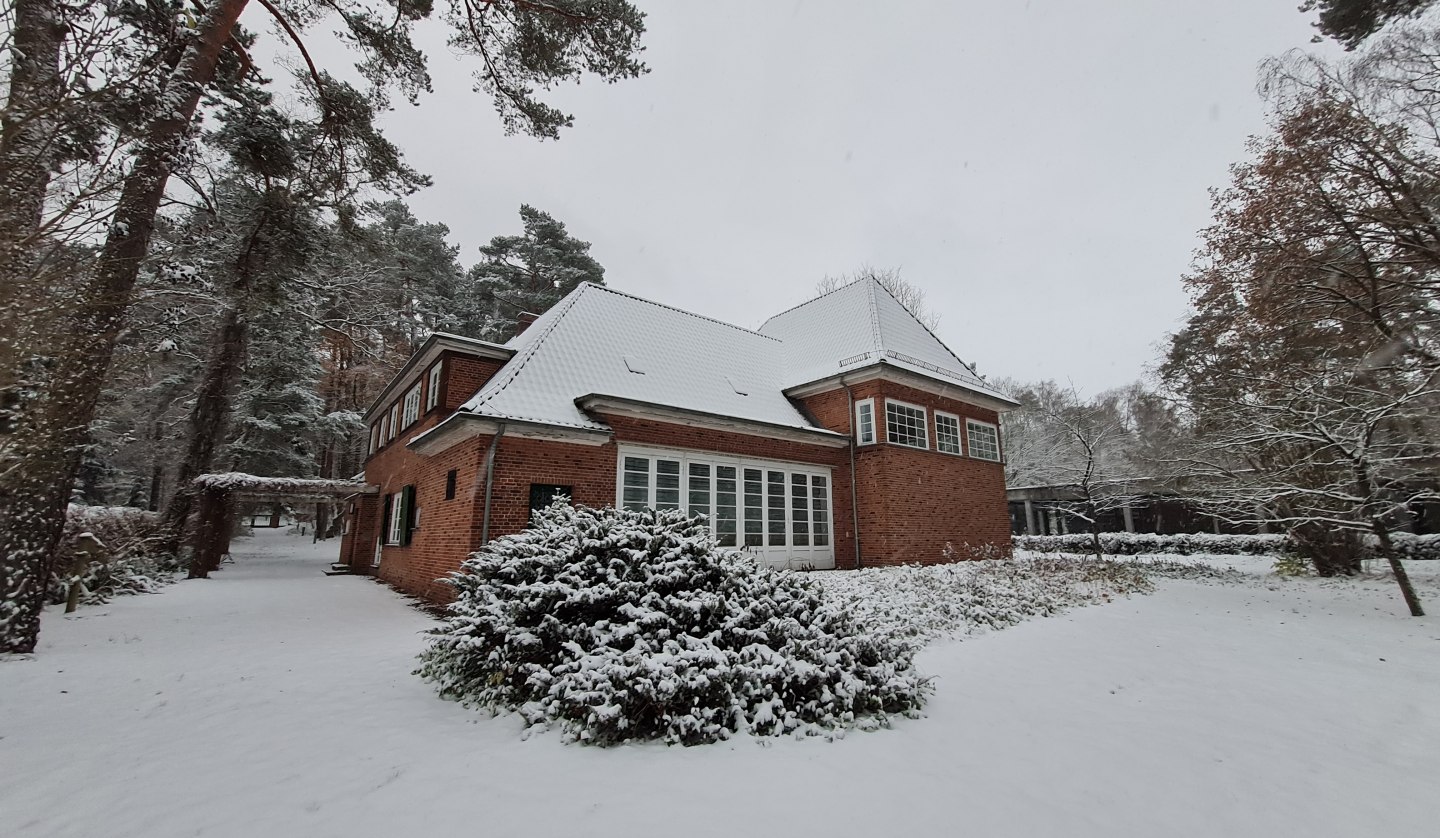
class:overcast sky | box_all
[281,1,1340,395]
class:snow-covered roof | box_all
[461,283,823,433]
[758,278,1015,404]
[445,279,1011,440]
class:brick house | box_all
[338,277,1018,602]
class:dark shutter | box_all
[380,494,393,544]
[400,485,417,545]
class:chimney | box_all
[514,311,541,336]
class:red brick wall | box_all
[356,362,1010,603]
[798,379,1011,566]
[338,494,379,572]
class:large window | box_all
[425,363,442,411]
[401,383,422,428]
[855,398,876,445]
[935,412,962,455]
[618,447,833,569]
[885,400,928,449]
[967,419,1001,462]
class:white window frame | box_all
[369,424,380,455]
[966,418,1001,462]
[387,492,404,545]
[401,383,422,428]
[934,411,963,456]
[377,415,389,447]
[425,363,442,411]
[885,399,929,450]
[614,445,835,570]
[854,398,876,446]
[387,403,400,441]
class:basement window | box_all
[885,400,928,449]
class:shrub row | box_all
[1013,530,1440,560]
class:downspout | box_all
[844,381,863,570]
[479,422,507,546]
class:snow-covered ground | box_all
[2,529,1436,838]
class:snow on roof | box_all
[758,278,1013,402]
[456,279,1012,435]
[461,283,818,432]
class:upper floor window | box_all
[967,419,1001,462]
[378,415,389,447]
[425,363,442,411]
[401,383,422,428]
[369,424,380,455]
[935,412,962,455]
[885,400,928,449]
[387,403,400,441]
[854,398,876,445]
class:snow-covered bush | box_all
[813,556,1156,643]
[48,505,176,606]
[416,503,930,746]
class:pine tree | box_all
[463,205,606,341]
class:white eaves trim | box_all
[785,362,1021,413]
[577,394,849,449]
[406,411,611,456]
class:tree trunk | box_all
[1373,524,1424,617]
[189,486,233,579]
[162,306,249,557]
[0,0,65,375]
[0,0,250,653]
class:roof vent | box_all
[726,376,749,396]
[624,356,646,375]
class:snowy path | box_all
[2,529,1437,838]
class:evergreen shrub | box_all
[416,502,930,746]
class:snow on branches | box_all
[416,502,930,746]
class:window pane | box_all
[967,421,1000,462]
[812,475,830,547]
[857,401,875,444]
[767,471,786,546]
[936,414,962,454]
[688,462,711,520]
[656,459,681,509]
[791,473,809,547]
[743,468,763,546]
[886,402,927,448]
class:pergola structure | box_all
[189,473,376,578]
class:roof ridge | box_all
[466,283,594,412]
[757,276,869,329]
[585,282,781,342]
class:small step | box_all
[329,563,349,571]
[323,567,353,576]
